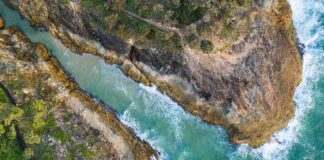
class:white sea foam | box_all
[235,41,322,160]
[120,106,168,160]
[33,0,321,159]
[234,0,324,159]
[119,83,202,160]
[138,84,190,139]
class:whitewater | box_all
[0,0,323,159]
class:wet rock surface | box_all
[0,17,157,159]
[5,0,303,147]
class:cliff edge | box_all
[0,17,156,159]
[6,0,302,147]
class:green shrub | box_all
[125,0,137,12]
[0,89,9,103]
[51,127,71,143]
[136,22,151,36]
[186,33,199,47]
[78,144,96,158]
[174,2,206,27]
[200,40,214,53]
[146,29,156,40]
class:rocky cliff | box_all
[5,0,302,147]
[0,17,156,159]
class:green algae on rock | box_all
[5,0,303,147]
[0,21,157,159]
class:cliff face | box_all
[6,0,302,147]
[0,18,156,159]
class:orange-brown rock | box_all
[0,16,4,29]
[0,26,157,159]
[6,0,303,147]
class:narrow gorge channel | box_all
[1,0,323,159]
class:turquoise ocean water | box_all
[0,0,323,159]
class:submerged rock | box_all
[5,0,302,147]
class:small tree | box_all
[24,131,41,145]
[0,103,24,126]
[32,101,47,131]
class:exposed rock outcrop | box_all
[0,20,157,159]
[5,0,302,147]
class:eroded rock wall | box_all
[0,21,157,159]
[5,0,302,147]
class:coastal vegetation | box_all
[0,77,96,159]
[78,0,252,53]
[3,0,304,151]
[0,25,117,159]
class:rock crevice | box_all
[5,0,303,147]
[0,17,157,159]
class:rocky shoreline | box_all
[35,36,158,160]
[4,0,303,147]
[0,16,157,159]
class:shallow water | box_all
[0,0,323,159]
